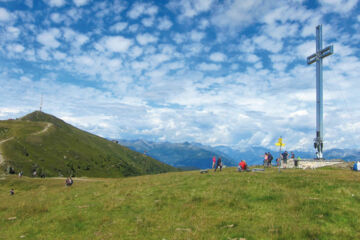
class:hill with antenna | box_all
[0,111,177,177]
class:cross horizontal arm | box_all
[319,45,333,58]
[307,53,317,65]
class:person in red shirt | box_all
[238,160,247,171]
[212,156,216,169]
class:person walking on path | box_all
[214,157,222,172]
[212,156,216,169]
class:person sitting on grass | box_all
[65,177,73,186]
[238,160,247,172]
[10,189,14,195]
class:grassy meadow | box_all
[1,167,360,240]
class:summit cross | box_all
[307,25,334,159]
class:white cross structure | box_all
[307,25,333,159]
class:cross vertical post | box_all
[307,25,333,159]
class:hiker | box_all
[238,160,247,172]
[291,152,295,159]
[10,189,14,195]
[282,151,289,168]
[263,153,268,167]
[267,152,273,167]
[18,171,23,178]
[32,170,37,177]
[214,157,222,172]
[212,156,216,169]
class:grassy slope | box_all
[1,167,360,240]
[0,111,176,177]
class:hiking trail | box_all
[0,122,53,165]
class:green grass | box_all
[0,111,177,177]
[1,167,360,239]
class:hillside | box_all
[117,139,237,169]
[1,167,360,239]
[0,111,177,177]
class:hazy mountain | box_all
[117,140,237,169]
[117,139,359,168]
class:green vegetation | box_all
[1,167,360,239]
[0,111,176,177]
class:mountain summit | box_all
[0,111,176,177]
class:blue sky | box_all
[0,0,359,151]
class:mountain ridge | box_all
[0,111,177,177]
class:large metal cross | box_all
[307,25,333,159]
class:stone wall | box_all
[281,159,343,169]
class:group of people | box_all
[212,156,223,172]
[263,152,274,167]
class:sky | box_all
[0,0,359,151]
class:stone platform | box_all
[281,159,343,169]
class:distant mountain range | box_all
[117,139,360,169]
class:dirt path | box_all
[32,123,53,135]
[0,122,52,165]
[0,137,14,165]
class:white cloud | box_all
[127,2,158,19]
[50,13,65,23]
[0,8,11,21]
[63,28,89,48]
[253,35,283,53]
[198,63,221,71]
[101,36,133,53]
[209,52,226,62]
[37,28,61,48]
[8,44,24,53]
[211,0,278,31]
[136,33,158,45]
[158,17,173,30]
[190,30,205,42]
[142,17,155,27]
[246,54,260,63]
[167,0,214,19]
[73,0,89,7]
[43,0,66,7]
[110,22,128,32]
[25,0,33,8]
[319,0,358,13]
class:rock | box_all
[8,216,16,220]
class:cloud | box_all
[319,0,358,13]
[158,17,173,30]
[43,0,66,7]
[73,0,90,7]
[136,33,158,45]
[50,13,65,23]
[101,36,133,53]
[109,22,128,32]
[198,63,221,71]
[127,2,158,19]
[211,0,278,31]
[63,28,89,48]
[167,0,214,19]
[36,28,61,48]
[209,52,226,62]
[25,0,33,8]
[190,30,205,42]
[0,7,12,21]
